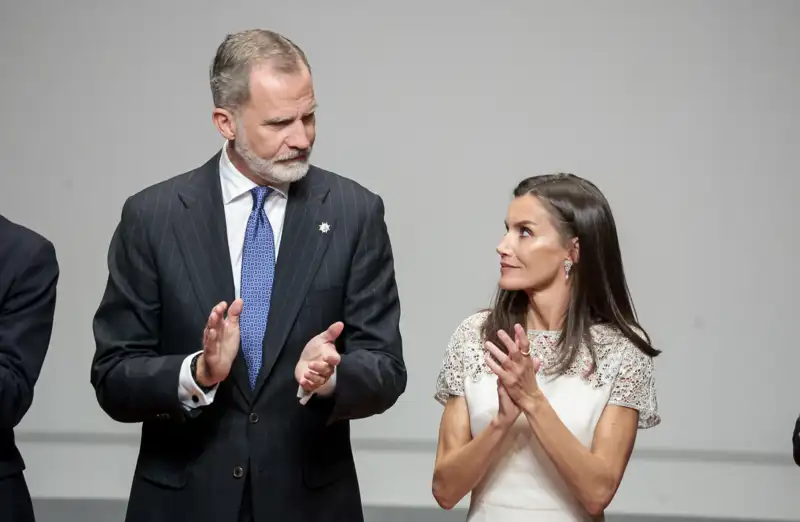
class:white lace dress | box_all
[435,311,660,522]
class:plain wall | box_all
[1,0,798,519]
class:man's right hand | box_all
[196,299,243,387]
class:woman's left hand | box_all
[484,324,542,412]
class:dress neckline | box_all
[527,329,560,335]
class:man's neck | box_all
[226,142,271,187]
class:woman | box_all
[432,173,660,521]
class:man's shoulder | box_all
[307,165,381,203]
[0,214,56,270]
[306,165,384,223]
[122,154,220,214]
[0,214,54,253]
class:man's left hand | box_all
[295,321,344,393]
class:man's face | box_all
[224,62,317,184]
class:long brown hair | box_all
[481,173,660,376]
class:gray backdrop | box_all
[27,500,780,522]
[1,0,798,520]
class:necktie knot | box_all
[251,186,272,211]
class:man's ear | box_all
[212,108,237,141]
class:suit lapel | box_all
[173,153,252,400]
[253,169,334,397]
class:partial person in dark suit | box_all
[90,29,406,522]
[0,215,59,522]
[793,415,800,466]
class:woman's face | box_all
[497,194,573,292]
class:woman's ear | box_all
[570,237,580,264]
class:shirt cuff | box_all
[178,351,218,410]
[297,367,337,405]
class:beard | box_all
[233,125,311,184]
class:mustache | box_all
[275,149,310,162]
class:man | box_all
[0,215,59,522]
[90,29,405,522]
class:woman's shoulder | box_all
[435,310,492,404]
[445,310,490,355]
[589,323,660,428]
[588,323,651,358]
[452,310,490,337]
[586,322,657,391]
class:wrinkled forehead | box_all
[246,64,316,117]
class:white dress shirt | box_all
[177,144,334,409]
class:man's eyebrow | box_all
[264,104,318,125]
[264,115,293,125]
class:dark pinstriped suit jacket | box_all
[90,152,406,522]
[0,215,59,522]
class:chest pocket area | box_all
[299,285,344,332]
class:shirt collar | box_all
[219,142,289,205]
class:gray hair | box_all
[209,29,310,112]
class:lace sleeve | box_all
[433,318,469,406]
[607,340,661,429]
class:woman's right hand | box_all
[493,378,521,429]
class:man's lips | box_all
[279,153,307,162]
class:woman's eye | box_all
[520,228,532,237]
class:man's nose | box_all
[287,120,311,150]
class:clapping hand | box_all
[494,375,521,428]
[195,299,244,387]
[484,324,542,412]
[295,321,344,393]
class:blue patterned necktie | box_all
[240,186,275,389]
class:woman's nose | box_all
[496,236,511,256]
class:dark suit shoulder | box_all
[0,214,56,270]
[123,161,212,208]
[308,165,379,198]
[306,165,383,219]
[118,153,220,220]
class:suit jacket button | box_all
[249,413,259,424]
[233,466,244,479]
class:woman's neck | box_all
[526,284,570,331]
